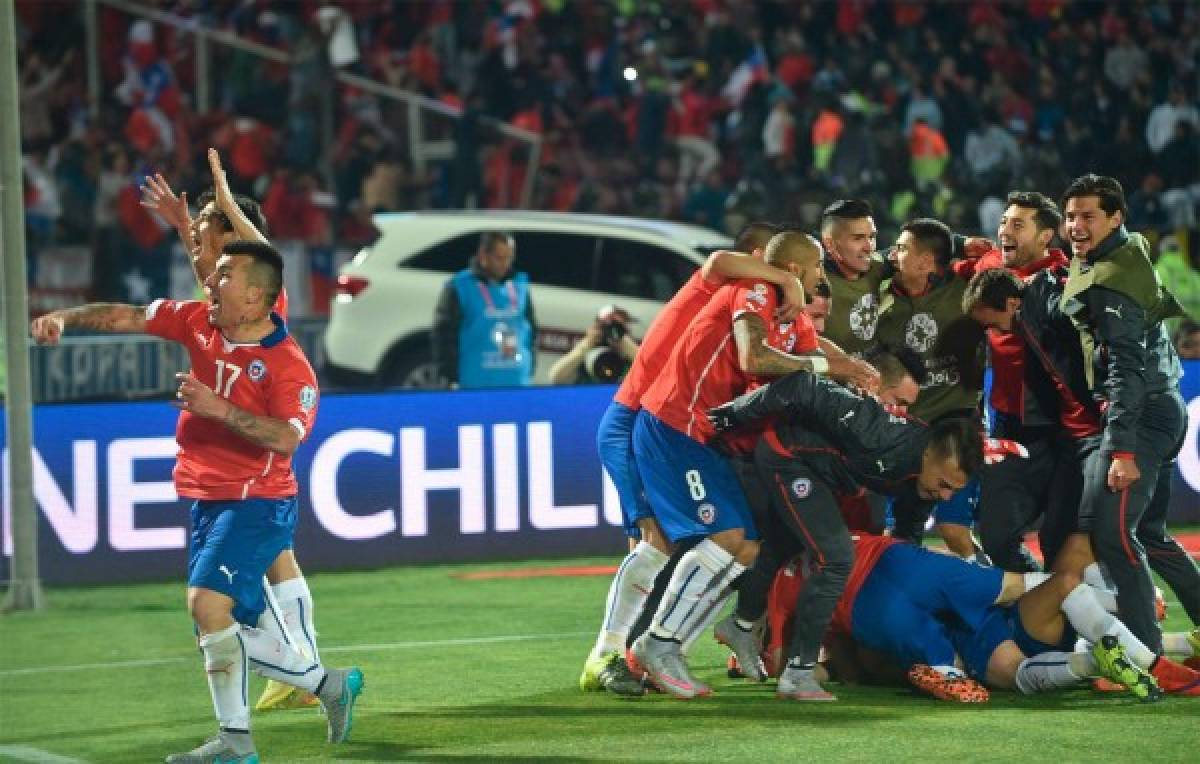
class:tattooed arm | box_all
[31,303,147,344]
[174,372,301,455]
[733,313,881,391]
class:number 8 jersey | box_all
[145,299,319,501]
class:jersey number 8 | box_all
[684,469,707,501]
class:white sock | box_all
[680,561,744,655]
[649,539,744,642]
[240,625,325,693]
[1023,572,1051,592]
[1060,583,1156,669]
[1087,583,1119,613]
[272,577,319,662]
[1162,632,1196,656]
[257,578,297,651]
[1014,651,1088,694]
[199,624,249,731]
[591,542,668,658]
[1083,562,1115,594]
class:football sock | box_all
[1162,632,1195,655]
[1023,572,1051,592]
[1014,651,1088,694]
[257,578,295,650]
[1061,583,1156,669]
[592,541,668,658]
[680,567,745,654]
[272,576,319,662]
[650,539,744,643]
[1087,584,1119,613]
[240,625,325,693]
[199,624,249,731]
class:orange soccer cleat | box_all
[907,664,989,703]
[1150,657,1200,696]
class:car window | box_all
[512,232,599,290]
[596,238,697,301]
[403,232,479,272]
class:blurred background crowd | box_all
[15,0,1200,317]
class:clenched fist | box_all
[30,313,66,345]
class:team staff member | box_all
[1057,175,1186,654]
[708,370,984,701]
[818,199,888,357]
[432,231,537,389]
[954,191,1073,572]
[31,240,363,764]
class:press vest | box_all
[452,269,534,388]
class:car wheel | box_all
[382,349,441,389]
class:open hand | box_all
[707,402,742,433]
[139,173,190,232]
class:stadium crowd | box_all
[14,0,1200,316]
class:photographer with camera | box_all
[549,305,640,384]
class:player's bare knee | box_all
[733,539,760,567]
[1054,569,1082,594]
[709,528,746,556]
[986,641,1024,690]
[188,587,235,634]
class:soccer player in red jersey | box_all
[582,222,819,694]
[142,151,321,711]
[31,240,363,763]
[627,231,878,699]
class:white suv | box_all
[323,211,732,387]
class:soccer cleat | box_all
[906,664,989,703]
[1154,587,1167,622]
[255,679,318,711]
[579,651,613,692]
[1150,657,1200,696]
[1092,677,1126,693]
[164,732,259,764]
[318,667,365,743]
[714,615,767,682]
[631,634,711,699]
[1185,657,1200,672]
[776,665,837,702]
[598,652,646,698]
[727,653,744,679]
[1091,636,1162,703]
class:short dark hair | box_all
[195,190,269,236]
[222,239,283,307]
[820,199,873,235]
[962,268,1024,314]
[1005,190,1062,232]
[734,221,783,252]
[1061,174,1127,218]
[900,218,954,268]
[479,231,515,253]
[866,344,927,387]
[926,416,984,479]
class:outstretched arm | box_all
[208,148,269,244]
[31,303,147,344]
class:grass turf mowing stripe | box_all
[0,745,89,763]
[0,632,591,678]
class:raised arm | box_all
[208,148,269,244]
[31,303,147,345]
[702,250,806,321]
[140,173,209,289]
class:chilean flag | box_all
[722,44,770,104]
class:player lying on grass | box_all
[744,533,1200,703]
[140,150,322,712]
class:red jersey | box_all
[714,315,820,455]
[145,299,318,501]
[829,533,900,637]
[614,270,719,410]
[640,278,801,443]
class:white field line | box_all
[0,631,592,679]
[0,745,89,763]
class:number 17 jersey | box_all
[145,299,319,501]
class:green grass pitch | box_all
[1,556,1198,763]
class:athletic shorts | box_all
[632,410,758,543]
[932,477,980,528]
[946,605,1078,681]
[597,401,654,538]
[188,496,298,627]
